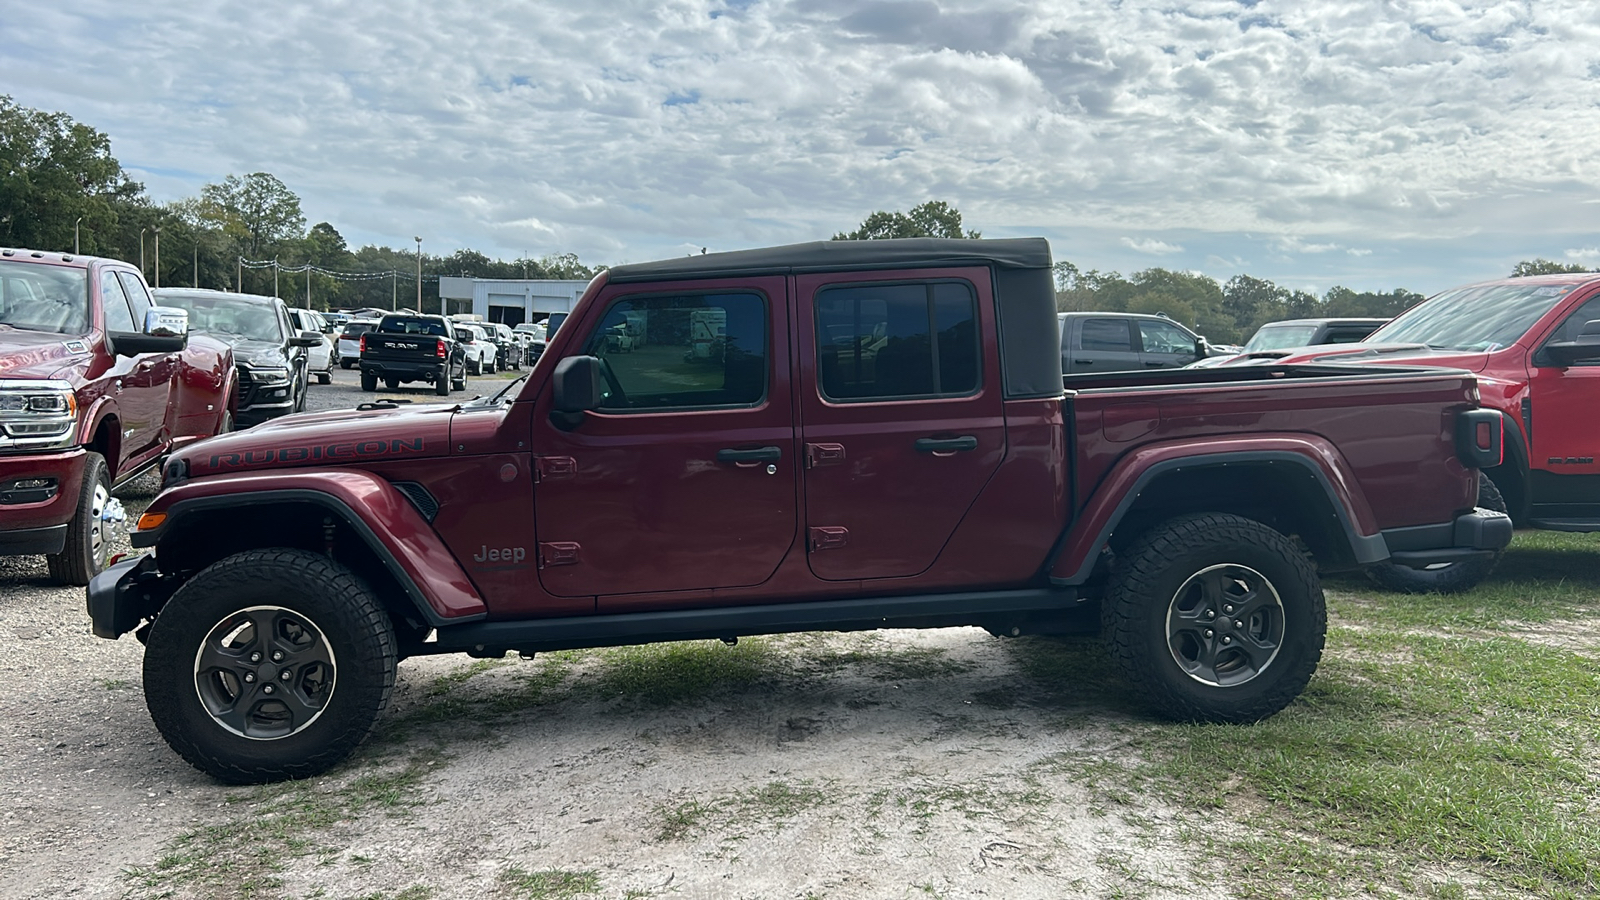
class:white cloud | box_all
[1121,236,1184,254]
[4,0,1600,289]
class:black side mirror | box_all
[289,330,323,348]
[551,356,603,412]
[1540,319,1600,368]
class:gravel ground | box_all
[0,365,1208,900]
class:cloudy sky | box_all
[7,0,1600,293]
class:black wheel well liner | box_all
[1052,451,1388,585]
[86,415,120,479]
[149,491,462,632]
[1484,410,1530,521]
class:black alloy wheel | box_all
[143,548,397,783]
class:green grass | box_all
[1027,531,1600,899]
[652,779,833,842]
[499,867,600,899]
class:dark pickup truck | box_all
[358,313,468,396]
[89,238,1510,783]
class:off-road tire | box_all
[143,549,398,784]
[46,451,111,586]
[1103,512,1325,723]
[1364,473,1506,594]
[360,371,377,391]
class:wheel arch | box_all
[1050,446,1388,586]
[138,478,487,633]
[1483,410,1530,523]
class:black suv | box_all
[155,289,322,426]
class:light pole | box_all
[414,237,422,312]
[139,227,148,276]
[391,270,397,310]
[74,217,82,254]
[237,256,243,293]
[152,227,161,288]
[273,258,279,297]
[193,243,199,288]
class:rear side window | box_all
[815,281,979,401]
[581,292,767,410]
[342,322,376,337]
[116,272,153,326]
[1079,318,1132,351]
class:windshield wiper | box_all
[485,374,526,405]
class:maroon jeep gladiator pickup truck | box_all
[0,248,234,585]
[87,238,1510,783]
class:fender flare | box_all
[133,469,486,626]
[1047,437,1388,586]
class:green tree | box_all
[199,172,306,259]
[0,95,143,255]
[1512,258,1590,277]
[834,200,979,240]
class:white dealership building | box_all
[437,277,590,326]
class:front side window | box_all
[100,271,136,333]
[1544,295,1600,366]
[116,272,153,326]
[816,281,978,401]
[0,262,90,335]
[581,292,767,410]
[1138,319,1196,354]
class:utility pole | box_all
[237,256,242,292]
[273,258,279,297]
[193,244,198,287]
[306,265,311,308]
[153,227,161,288]
[74,217,82,254]
[139,228,147,275]
[414,237,422,312]
[391,270,397,310]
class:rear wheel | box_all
[1364,473,1506,594]
[468,357,481,376]
[435,367,450,395]
[143,549,398,784]
[385,377,400,391]
[1103,513,1325,723]
[46,451,118,586]
[340,360,354,370]
[360,371,377,392]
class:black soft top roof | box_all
[607,237,1052,282]
[609,237,1063,401]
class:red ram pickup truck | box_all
[0,248,234,585]
[1269,273,1600,592]
[88,238,1510,783]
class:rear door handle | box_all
[1074,359,1093,365]
[1144,361,1165,367]
[716,446,782,464]
[914,436,978,454]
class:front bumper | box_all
[86,553,174,639]
[1381,507,1515,569]
[0,449,87,555]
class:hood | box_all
[0,328,95,381]
[204,335,288,368]
[1273,342,1493,373]
[177,401,458,478]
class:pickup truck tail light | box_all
[359,334,367,354]
[1455,409,1503,469]
[436,339,448,358]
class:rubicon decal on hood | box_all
[208,437,427,469]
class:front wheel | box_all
[46,451,117,586]
[1102,513,1325,723]
[142,549,398,784]
[1363,473,1506,594]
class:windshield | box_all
[0,262,89,334]
[1243,324,1320,352]
[154,293,283,342]
[1368,283,1577,351]
[378,316,447,336]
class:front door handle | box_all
[1144,361,1165,367]
[914,436,978,454]
[716,446,782,464]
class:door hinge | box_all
[538,541,581,568]
[534,456,576,483]
[808,526,849,552]
[805,443,846,468]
